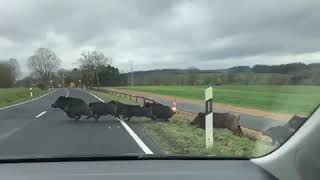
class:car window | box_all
[0,0,319,160]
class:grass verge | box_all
[91,90,274,157]
[0,88,48,108]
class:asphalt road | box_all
[0,88,157,159]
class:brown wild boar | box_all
[191,112,243,137]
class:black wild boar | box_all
[263,126,294,145]
[143,102,175,122]
[285,115,307,131]
[88,101,119,120]
[191,112,243,137]
[109,101,151,121]
[51,96,92,120]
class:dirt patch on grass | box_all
[108,88,293,121]
[242,127,272,143]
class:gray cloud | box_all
[0,0,319,75]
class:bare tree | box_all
[28,48,61,82]
[8,58,20,79]
[79,50,110,87]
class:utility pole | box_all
[130,60,134,87]
[62,74,65,88]
[96,67,100,88]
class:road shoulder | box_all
[0,90,56,110]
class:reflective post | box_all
[205,87,214,149]
[30,88,33,97]
[49,80,53,90]
[78,80,82,88]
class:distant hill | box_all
[123,62,320,86]
[128,62,320,75]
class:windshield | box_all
[0,0,319,160]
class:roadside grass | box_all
[131,113,274,157]
[91,90,274,157]
[0,88,47,108]
[117,85,320,116]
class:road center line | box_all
[35,111,47,118]
[81,89,154,154]
[0,123,29,141]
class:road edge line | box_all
[80,89,154,154]
[0,90,57,111]
[35,111,47,118]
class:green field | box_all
[0,88,47,107]
[118,85,320,115]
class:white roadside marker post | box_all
[205,87,214,149]
[50,80,53,91]
[78,80,82,88]
[30,88,33,97]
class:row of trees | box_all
[14,48,125,89]
[131,70,320,86]
[251,63,310,74]
[0,59,20,88]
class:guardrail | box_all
[89,87,157,105]
[88,87,197,116]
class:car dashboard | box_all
[0,160,276,180]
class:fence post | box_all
[143,98,146,105]
[30,88,33,97]
[130,95,132,100]
[135,96,138,102]
[205,87,214,149]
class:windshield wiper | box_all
[0,154,247,164]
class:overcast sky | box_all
[0,0,320,75]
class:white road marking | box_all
[0,116,45,141]
[81,89,154,154]
[0,125,27,141]
[0,90,62,141]
[66,89,69,97]
[35,111,47,118]
[80,89,104,102]
[0,111,48,140]
[117,118,153,154]
[0,90,60,140]
[0,90,57,111]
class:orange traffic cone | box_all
[171,99,177,112]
